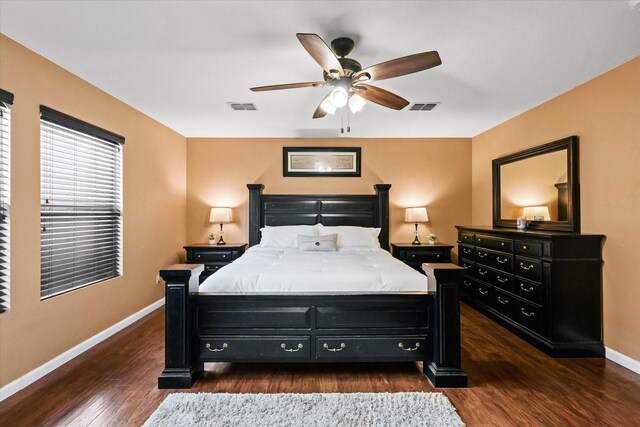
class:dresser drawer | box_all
[460,232,475,244]
[512,300,544,334]
[460,277,476,296]
[459,244,475,261]
[476,234,513,252]
[491,288,516,319]
[316,336,427,360]
[404,249,449,263]
[316,306,428,329]
[514,278,543,305]
[198,306,312,329]
[515,256,543,282]
[515,240,543,257]
[199,336,310,361]
[191,250,234,262]
[476,248,513,273]
[476,265,514,293]
[473,282,493,305]
[460,260,476,276]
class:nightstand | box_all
[390,243,453,274]
[184,243,247,284]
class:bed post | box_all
[423,264,468,387]
[247,184,264,247]
[158,264,204,389]
[374,184,391,251]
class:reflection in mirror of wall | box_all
[500,149,568,221]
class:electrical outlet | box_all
[156,274,162,284]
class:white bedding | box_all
[199,246,428,293]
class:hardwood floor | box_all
[1,303,639,426]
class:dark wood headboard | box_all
[247,184,391,250]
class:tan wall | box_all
[472,56,640,360]
[0,35,187,387]
[187,138,472,255]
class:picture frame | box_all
[283,147,361,177]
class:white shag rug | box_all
[143,392,464,427]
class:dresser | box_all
[184,243,247,284]
[390,243,453,274]
[456,226,604,357]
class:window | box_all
[40,106,124,299]
[0,89,13,313]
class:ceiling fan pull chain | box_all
[347,108,351,133]
[341,112,344,134]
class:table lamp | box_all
[209,207,232,245]
[405,207,429,245]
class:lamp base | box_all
[217,223,226,245]
[412,222,421,245]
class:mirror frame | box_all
[492,136,580,232]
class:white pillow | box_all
[259,225,318,248]
[297,234,338,252]
[317,224,381,249]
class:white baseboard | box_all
[0,298,164,402]
[606,346,640,375]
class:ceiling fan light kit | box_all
[250,33,442,120]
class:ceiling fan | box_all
[250,33,442,119]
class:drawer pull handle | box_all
[463,280,472,287]
[436,254,440,258]
[478,269,488,276]
[498,296,509,305]
[479,289,489,295]
[497,276,508,283]
[323,343,346,352]
[478,252,488,258]
[501,242,505,246]
[463,248,471,254]
[497,257,508,264]
[464,264,471,270]
[519,262,534,271]
[477,238,482,242]
[519,283,534,293]
[281,343,304,352]
[206,343,228,352]
[520,308,535,317]
[522,245,528,250]
[398,342,421,352]
[197,255,201,259]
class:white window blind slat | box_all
[0,101,10,313]
[40,109,123,299]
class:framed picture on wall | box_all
[283,147,361,177]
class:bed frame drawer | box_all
[316,336,427,360]
[198,307,313,329]
[199,336,310,361]
[315,307,428,329]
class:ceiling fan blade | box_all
[312,93,332,119]
[356,84,410,110]
[296,33,344,75]
[355,51,441,82]
[251,81,326,92]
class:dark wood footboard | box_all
[158,263,467,389]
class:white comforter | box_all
[199,246,428,293]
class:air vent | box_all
[409,102,439,111]
[228,103,257,111]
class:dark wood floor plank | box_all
[1,304,639,426]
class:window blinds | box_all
[40,106,124,299]
[0,89,13,313]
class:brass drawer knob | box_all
[523,245,528,250]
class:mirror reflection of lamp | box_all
[523,205,550,221]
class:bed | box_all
[158,184,467,389]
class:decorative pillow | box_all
[297,234,338,252]
[259,225,319,248]
[317,225,381,249]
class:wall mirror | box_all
[493,136,579,232]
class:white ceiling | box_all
[1,1,639,138]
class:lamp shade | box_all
[523,205,550,221]
[405,207,429,223]
[209,207,232,224]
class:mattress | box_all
[198,246,429,293]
